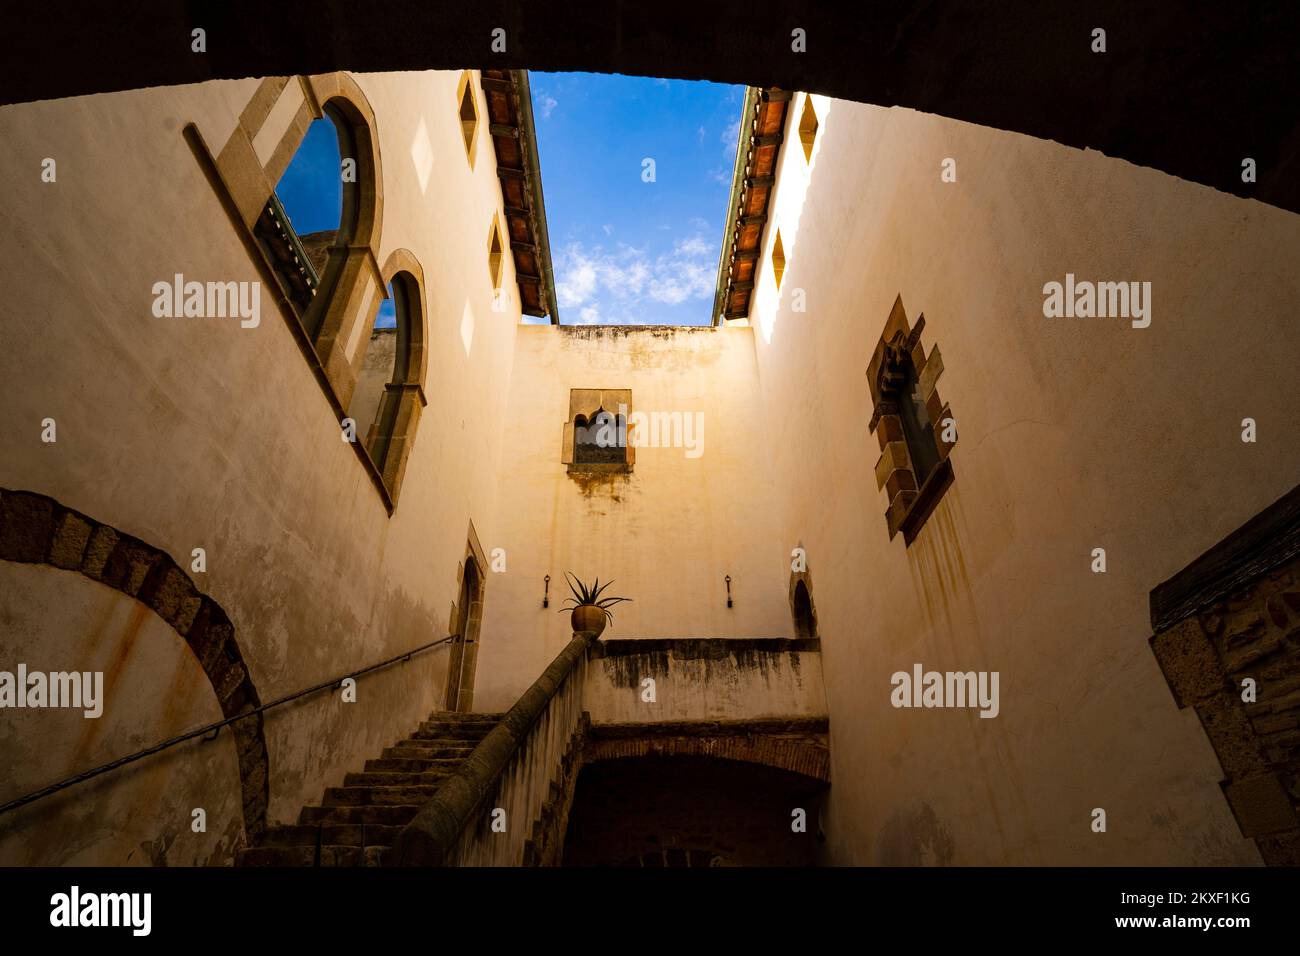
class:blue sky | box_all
[277,118,396,328]
[276,74,745,328]
[530,73,744,325]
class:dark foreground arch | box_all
[0,1,1296,216]
[0,488,269,839]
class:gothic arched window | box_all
[564,389,634,474]
[574,409,628,466]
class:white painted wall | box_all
[3,76,1296,868]
[0,70,524,852]
[472,326,793,713]
[745,94,1300,864]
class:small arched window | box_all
[574,409,628,466]
[792,579,817,639]
[563,388,633,474]
[347,257,429,506]
[256,104,363,339]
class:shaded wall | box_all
[0,70,522,857]
[584,638,826,726]
[0,564,243,865]
[745,95,1300,864]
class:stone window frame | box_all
[348,248,431,506]
[867,295,956,544]
[184,73,399,513]
[444,522,489,711]
[562,388,635,474]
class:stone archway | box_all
[0,488,270,839]
[561,753,828,866]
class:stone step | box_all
[344,770,456,787]
[239,844,385,867]
[322,785,443,806]
[259,823,403,848]
[414,724,497,740]
[395,737,480,753]
[242,713,506,865]
[363,756,463,774]
[299,804,423,826]
[424,711,505,722]
[383,745,475,762]
[389,745,476,761]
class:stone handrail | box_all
[390,630,598,866]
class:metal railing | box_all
[0,634,459,817]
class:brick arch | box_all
[0,488,269,839]
[584,721,831,783]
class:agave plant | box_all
[559,571,632,626]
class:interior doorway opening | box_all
[445,546,486,711]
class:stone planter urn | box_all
[570,604,608,637]
[559,572,631,638]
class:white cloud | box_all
[537,93,558,119]
[721,119,740,148]
[556,254,598,306]
[602,223,613,236]
[553,227,718,322]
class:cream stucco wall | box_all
[472,326,793,713]
[0,564,243,865]
[0,70,524,854]
[2,74,1296,868]
[744,95,1300,865]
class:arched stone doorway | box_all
[561,755,827,866]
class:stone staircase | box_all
[237,711,502,866]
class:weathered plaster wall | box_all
[585,639,826,726]
[473,326,792,713]
[745,95,1300,864]
[0,70,521,857]
[0,564,243,865]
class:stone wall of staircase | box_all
[445,650,590,866]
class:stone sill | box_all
[567,462,633,475]
[900,457,954,546]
